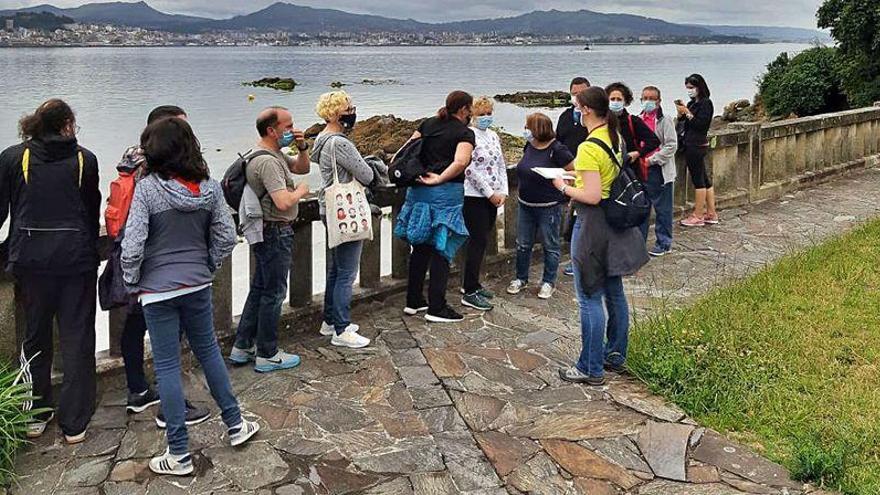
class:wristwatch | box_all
[296,141,309,151]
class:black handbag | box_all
[389,138,428,187]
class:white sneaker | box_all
[64,427,87,445]
[229,418,261,447]
[538,283,555,300]
[320,322,359,336]
[331,326,371,348]
[403,305,428,316]
[149,448,194,476]
[507,279,527,295]
[26,412,54,439]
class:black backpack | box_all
[389,137,428,187]
[221,149,272,213]
[587,137,650,230]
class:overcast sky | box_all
[0,0,825,29]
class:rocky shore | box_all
[242,77,298,91]
[494,91,570,108]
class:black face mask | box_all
[340,113,357,130]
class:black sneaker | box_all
[425,306,464,323]
[461,292,493,311]
[156,400,211,429]
[127,388,161,414]
[604,353,627,373]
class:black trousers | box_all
[121,305,150,395]
[407,244,451,313]
[462,196,497,294]
[18,270,97,435]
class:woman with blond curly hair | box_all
[310,91,374,348]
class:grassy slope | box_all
[629,218,880,494]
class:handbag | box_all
[324,137,373,250]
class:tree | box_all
[758,47,848,118]
[817,0,880,106]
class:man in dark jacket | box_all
[0,99,100,443]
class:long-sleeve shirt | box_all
[683,98,714,147]
[464,127,509,199]
[311,132,374,215]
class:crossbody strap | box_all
[586,137,622,169]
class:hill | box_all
[692,24,831,43]
[0,1,208,30]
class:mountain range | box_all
[0,1,832,43]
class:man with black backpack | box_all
[228,106,310,373]
[105,105,211,428]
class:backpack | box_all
[587,137,650,230]
[105,171,136,240]
[221,149,273,211]
[389,137,428,187]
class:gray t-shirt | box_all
[245,147,300,222]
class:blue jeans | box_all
[571,219,630,377]
[143,288,242,455]
[323,239,363,335]
[235,224,293,358]
[639,166,674,251]
[515,203,562,285]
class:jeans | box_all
[515,203,562,285]
[323,239,363,335]
[639,166,674,251]
[121,306,150,395]
[143,288,242,455]
[407,244,451,313]
[235,223,293,358]
[462,196,497,294]
[570,219,630,377]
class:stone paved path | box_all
[14,168,880,495]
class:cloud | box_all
[0,0,825,28]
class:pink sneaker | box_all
[704,214,719,225]
[680,215,706,227]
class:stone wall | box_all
[1,104,879,365]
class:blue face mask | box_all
[641,100,657,113]
[609,100,626,114]
[475,115,494,131]
[523,129,533,142]
[277,130,295,148]
[573,108,582,126]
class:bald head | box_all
[256,106,292,137]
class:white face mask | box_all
[687,88,698,99]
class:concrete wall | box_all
[2,104,879,365]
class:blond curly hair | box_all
[472,96,494,116]
[316,91,352,122]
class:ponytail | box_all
[438,106,449,119]
[438,90,473,120]
[607,113,621,153]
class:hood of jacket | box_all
[150,174,215,213]
[26,134,79,161]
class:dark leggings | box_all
[462,196,497,294]
[685,146,712,189]
[407,244,451,313]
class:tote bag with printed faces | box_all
[325,137,373,249]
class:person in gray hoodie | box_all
[638,86,678,256]
[121,117,259,476]
[310,91,374,348]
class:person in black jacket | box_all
[605,82,661,182]
[676,74,717,227]
[0,99,100,443]
[556,76,591,155]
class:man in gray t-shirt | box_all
[231,106,311,373]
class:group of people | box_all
[0,72,716,476]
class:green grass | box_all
[0,361,44,486]
[629,218,880,494]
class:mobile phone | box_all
[674,99,684,106]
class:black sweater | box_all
[618,110,661,175]
[682,98,714,147]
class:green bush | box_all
[758,46,849,118]
[0,361,43,485]
[818,0,880,107]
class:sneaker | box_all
[149,448,194,476]
[460,287,495,299]
[228,345,256,365]
[229,418,261,447]
[331,326,371,348]
[320,322,359,337]
[537,283,555,300]
[604,353,626,373]
[461,292,493,311]
[704,213,720,225]
[649,246,671,257]
[64,427,87,445]
[563,264,574,276]
[403,300,429,316]
[254,350,301,373]
[26,411,54,439]
[156,401,212,429]
[127,388,161,414]
[558,367,606,386]
[680,215,705,227]
[506,279,527,295]
[425,306,464,323]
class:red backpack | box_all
[105,146,144,240]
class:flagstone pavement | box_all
[14,167,880,495]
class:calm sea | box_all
[0,44,807,350]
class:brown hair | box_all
[525,113,555,142]
[18,99,75,140]
[438,90,473,120]
[141,117,209,182]
[575,87,621,152]
[605,82,634,105]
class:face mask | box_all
[641,100,657,113]
[609,101,626,114]
[475,115,494,131]
[573,108,582,126]
[340,113,357,130]
[687,88,698,99]
[523,129,534,142]
[277,129,295,148]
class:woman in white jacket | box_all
[638,86,678,256]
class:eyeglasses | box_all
[75,124,82,134]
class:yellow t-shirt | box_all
[573,126,621,199]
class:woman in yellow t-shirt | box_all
[551,86,630,387]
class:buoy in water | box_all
[247,94,256,101]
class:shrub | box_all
[818,0,880,107]
[758,46,848,118]
[0,361,43,485]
